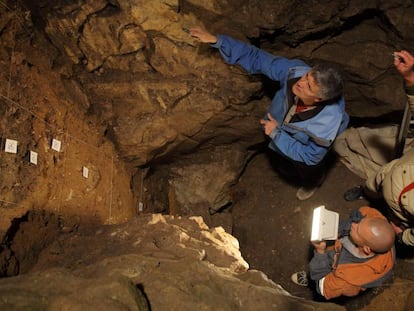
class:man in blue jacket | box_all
[190,27,349,200]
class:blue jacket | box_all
[212,35,349,165]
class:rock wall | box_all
[0,0,411,242]
[0,5,135,240]
[16,0,413,217]
[0,0,413,308]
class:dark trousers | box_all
[268,147,327,189]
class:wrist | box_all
[209,35,219,45]
[209,36,218,44]
[404,73,414,87]
[315,248,326,254]
[269,125,279,139]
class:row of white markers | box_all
[3,138,89,178]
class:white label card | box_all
[30,151,38,165]
[82,166,89,178]
[5,139,18,153]
[51,139,61,152]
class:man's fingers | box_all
[267,113,274,121]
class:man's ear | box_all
[362,245,372,255]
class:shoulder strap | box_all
[332,239,342,270]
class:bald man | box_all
[292,206,395,299]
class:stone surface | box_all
[0,0,414,309]
[0,214,344,310]
[2,0,411,223]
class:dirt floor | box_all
[231,150,414,310]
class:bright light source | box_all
[311,205,339,242]
[311,206,322,241]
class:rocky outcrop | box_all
[0,1,413,309]
[2,0,412,220]
[0,214,344,310]
[19,0,413,215]
[0,5,135,240]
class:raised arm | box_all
[189,26,307,82]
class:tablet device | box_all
[311,205,339,242]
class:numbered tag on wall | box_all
[51,138,62,152]
[5,139,18,153]
[82,166,89,178]
[30,151,38,165]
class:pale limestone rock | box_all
[0,215,344,310]
[168,146,247,214]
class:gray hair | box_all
[312,62,344,100]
